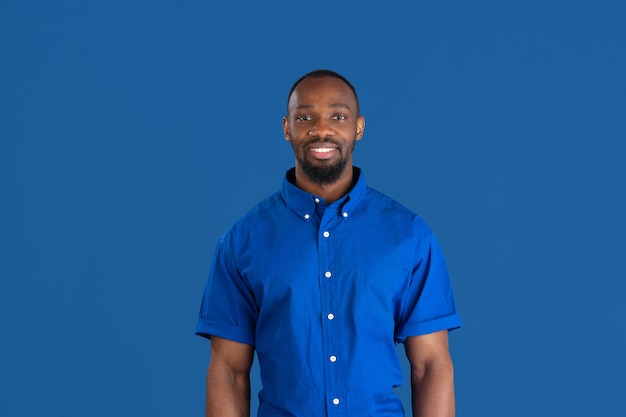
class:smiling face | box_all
[283,76,365,187]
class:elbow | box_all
[411,354,454,385]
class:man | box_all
[196,69,461,417]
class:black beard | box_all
[300,157,347,186]
[291,136,355,186]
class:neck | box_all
[294,165,355,204]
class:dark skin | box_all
[205,76,456,417]
[282,76,364,204]
[205,336,254,417]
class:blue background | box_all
[1,1,625,416]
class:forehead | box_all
[288,76,357,112]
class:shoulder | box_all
[359,186,438,252]
[364,187,430,227]
[220,191,285,239]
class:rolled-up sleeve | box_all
[395,231,461,342]
[195,230,257,346]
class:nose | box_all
[308,119,334,137]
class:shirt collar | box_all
[281,167,367,222]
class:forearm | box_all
[411,357,455,417]
[206,362,251,417]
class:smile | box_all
[310,147,335,153]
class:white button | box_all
[304,214,310,220]
[327,313,334,320]
[332,398,340,405]
[342,212,348,218]
[314,197,320,203]
[330,355,337,362]
[325,271,332,278]
[323,231,330,238]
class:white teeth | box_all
[311,148,334,152]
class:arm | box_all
[205,336,255,417]
[404,330,456,417]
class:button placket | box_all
[318,213,345,415]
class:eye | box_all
[296,115,312,122]
[331,114,347,121]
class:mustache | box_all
[302,136,341,148]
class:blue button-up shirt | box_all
[196,167,461,417]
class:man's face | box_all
[283,76,365,185]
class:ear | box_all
[355,115,365,140]
[283,116,291,142]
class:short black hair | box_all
[287,69,360,114]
